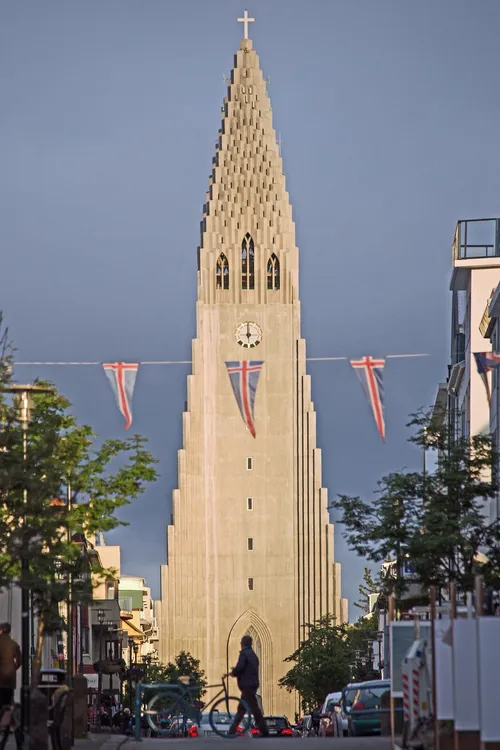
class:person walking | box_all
[0,624,21,709]
[227,635,268,737]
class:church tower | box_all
[159,16,347,716]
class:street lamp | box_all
[133,642,139,665]
[97,608,106,731]
[128,638,134,710]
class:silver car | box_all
[333,684,360,737]
[197,711,245,737]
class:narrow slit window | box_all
[241,233,255,290]
[216,253,229,290]
[248,577,254,591]
[247,538,253,551]
[247,497,253,510]
[267,253,280,290]
[246,457,253,470]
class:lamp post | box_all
[128,638,134,710]
[97,608,105,731]
[133,642,139,665]
[106,621,115,696]
[3,384,54,750]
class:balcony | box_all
[451,219,500,290]
[119,597,133,619]
[454,218,500,260]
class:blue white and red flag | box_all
[350,356,386,441]
[473,352,500,405]
[103,362,139,430]
[225,360,264,438]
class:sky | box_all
[2,0,500,623]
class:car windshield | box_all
[357,686,390,708]
[326,698,340,711]
[264,717,287,728]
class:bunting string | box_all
[9,352,431,436]
[13,353,430,366]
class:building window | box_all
[248,538,253,551]
[267,253,280,290]
[246,457,253,470]
[106,582,115,600]
[247,497,253,510]
[216,253,229,290]
[241,233,255,290]
[248,577,254,591]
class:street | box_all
[99,736,393,749]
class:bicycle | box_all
[144,674,252,738]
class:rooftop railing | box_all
[453,218,500,260]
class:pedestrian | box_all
[227,634,268,737]
[0,623,21,709]
[311,704,321,736]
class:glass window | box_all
[247,497,253,510]
[248,538,253,551]
[248,578,254,591]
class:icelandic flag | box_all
[225,361,264,438]
[350,356,386,441]
[474,352,500,405]
[103,362,139,430]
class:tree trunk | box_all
[30,617,44,689]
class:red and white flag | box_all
[103,362,139,430]
[350,356,386,441]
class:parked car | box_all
[194,712,247,737]
[251,716,294,737]
[319,692,342,736]
[333,683,360,737]
[346,679,394,736]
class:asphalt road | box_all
[102,736,393,749]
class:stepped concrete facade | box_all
[159,32,347,716]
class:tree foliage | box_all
[332,412,500,599]
[142,651,207,704]
[279,615,381,711]
[354,567,379,612]
[0,319,158,678]
[278,616,352,711]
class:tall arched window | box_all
[267,253,280,290]
[216,253,229,290]
[241,233,255,290]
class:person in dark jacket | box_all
[0,623,21,709]
[227,635,268,736]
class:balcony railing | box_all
[119,596,133,613]
[454,218,500,260]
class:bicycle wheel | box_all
[145,691,188,736]
[208,695,252,737]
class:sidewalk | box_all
[1,731,124,750]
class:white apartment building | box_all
[434,217,500,522]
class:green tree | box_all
[0,323,158,684]
[332,411,500,602]
[279,616,351,711]
[354,567,379,613]
[142,651,207,705]
[346,614,379,682]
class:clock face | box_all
[235,321,263,349]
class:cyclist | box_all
[227,635,268,737]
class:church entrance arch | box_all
[226,609,274,714]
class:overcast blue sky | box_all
[2,0,500,623]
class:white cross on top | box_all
[237,9,255,39]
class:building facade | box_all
[433,217,500,522]
[159,30,346,715]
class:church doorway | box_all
[246,626,263,711]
